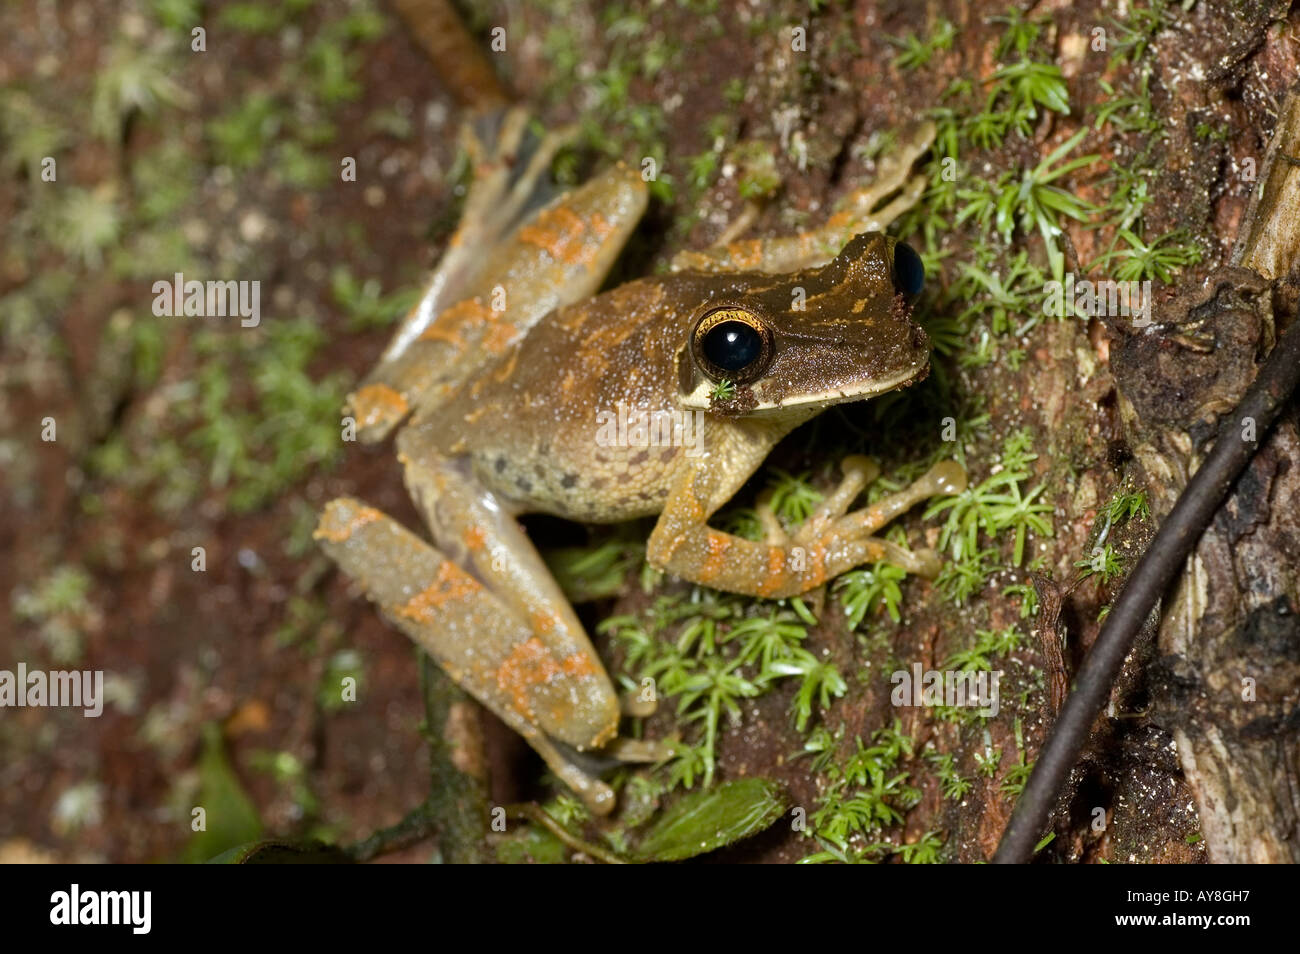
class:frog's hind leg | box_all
[346,108,573,442]
[347,111,649,444]
[670,121,935,275]
[397,429,627,735]
[315,496,623,814]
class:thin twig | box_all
[345,803,440,863]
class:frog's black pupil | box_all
[893,241,924,296]
[702,320,762,373]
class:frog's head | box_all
[676,232,931,417]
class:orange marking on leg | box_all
[314,501,384,543]
[418,326,466,348]
[529,610,560,635]
[495,637,560,717]
[699,531,733,582]
[806,540,828,587]
[726,239,763,269]
[675,484,706,523]
[462,525,487,552]
[518,206,589,264]
[648,531,685,566]
[757,546,788,597]
[486,322,519,358]
[825,210,853,230]
[396,561,481,624]
[561,651,597,679]
[419,298,494,347]
[350,384,409,431]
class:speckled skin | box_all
[316,111,964,812]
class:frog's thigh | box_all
[349,157,649,442]
[396,439,620,749]
[315,497,619,813]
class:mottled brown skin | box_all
[317,112,964,812]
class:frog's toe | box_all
[910,547,943,580]
[621,687,658,718]
[923,459,967,496]
[603,737,675,764]
[836,454,881,497]
[791,455,880,545]
[754,489,795,546]
[346,382,412,443]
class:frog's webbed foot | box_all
[822,121,936,239]
[753,456,879,613]
[389,107,579,353]
[669,121,936,276]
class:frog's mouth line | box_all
[749,359,930,414]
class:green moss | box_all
[801,720,923,862]
[604,588,847,788]
[886,19,955,71]
[924,427,1054,595]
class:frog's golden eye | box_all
[691,306,774,384]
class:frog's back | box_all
[402,274,691,520]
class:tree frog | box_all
[315,109,965,813]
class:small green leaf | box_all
[632,778,787,862]
[185,723,263,863]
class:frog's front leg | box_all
[648,453,964,598]
[670,121,936,275]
